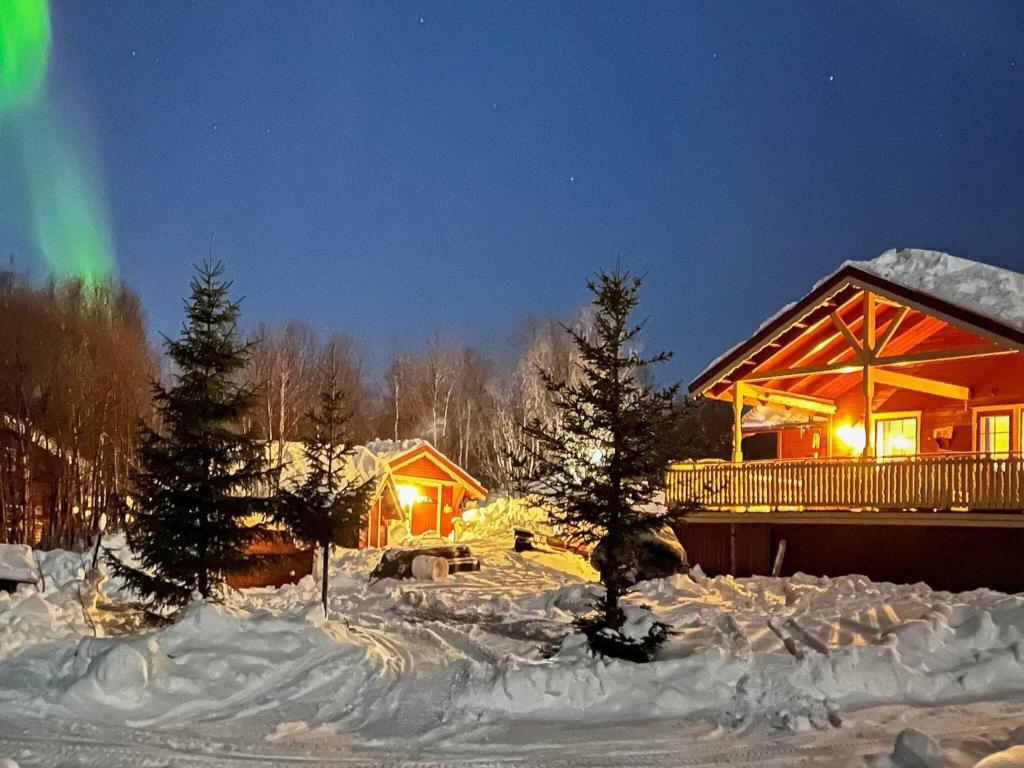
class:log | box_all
[411,555,449,581]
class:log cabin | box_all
[667,249,1024,592]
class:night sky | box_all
[2,1,1024,384]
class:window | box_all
[978,413,1011,458]
[874,416,918,458]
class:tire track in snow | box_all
[5,703,1024,768]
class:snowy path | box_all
[3,699,1024,767]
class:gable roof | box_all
[691,248,1024,397]
[363,438,425,462]
[273,439,487,502]
[369,439,487,500]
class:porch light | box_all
[835,423,866,455]
[396,484,420,510]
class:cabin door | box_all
[439,485,455,538]
[410,485,440,535]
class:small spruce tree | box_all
[276,345,374,616]
[109,261,274,607]
[523,268,678,661]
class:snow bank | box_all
[5,536,1024,748]
[451,571,1024,732]
[456,496,551,541]
[51,600,386,725]
[976,746,1024,767]
[0,544,38,585]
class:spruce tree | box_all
[276,344,374,616]
[523,268,678,660]
[109,261,274,607]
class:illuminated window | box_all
[978,414,1011,458]
[874,416,917,458]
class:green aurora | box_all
[0,0,115,283]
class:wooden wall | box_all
[229,531,314,589]
[778,426,828,459]
[776,353,1024,459]
[394,457,451,482]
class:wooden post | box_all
[863,366,875,456]
[862,291,876,457]
[732,383,744,463]
[729,522,737,574]
[771,538,787,577]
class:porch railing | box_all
[666,454,1024,512]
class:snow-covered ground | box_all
[2,524,1024,767]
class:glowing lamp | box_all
[396,484,420,509]
[835,423,866,455]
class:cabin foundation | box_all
[674,517,1024,593]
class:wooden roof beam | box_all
[849,277,1024,354]
[872,368,969,401]
[830,311,864,355]
[874,344,1016,367]
[740,383,837,414]
[873,306,910,356]
[869,313,945,358]
[740,360,862,383]
[748,290,866,387]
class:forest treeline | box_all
[0,268,731,549]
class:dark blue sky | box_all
[4,1,1024,383]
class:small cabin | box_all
[234,439,487,588]
[668,248,1024,592]
[363,440,487,540]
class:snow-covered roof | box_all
[363,438,425,462]
[273,438,486,500]
[271,442,390,496]
[692,248,1024,394]
[847,248,1024,333]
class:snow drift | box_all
[4,537,1024,753]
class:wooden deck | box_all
[666,454,1024,512]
